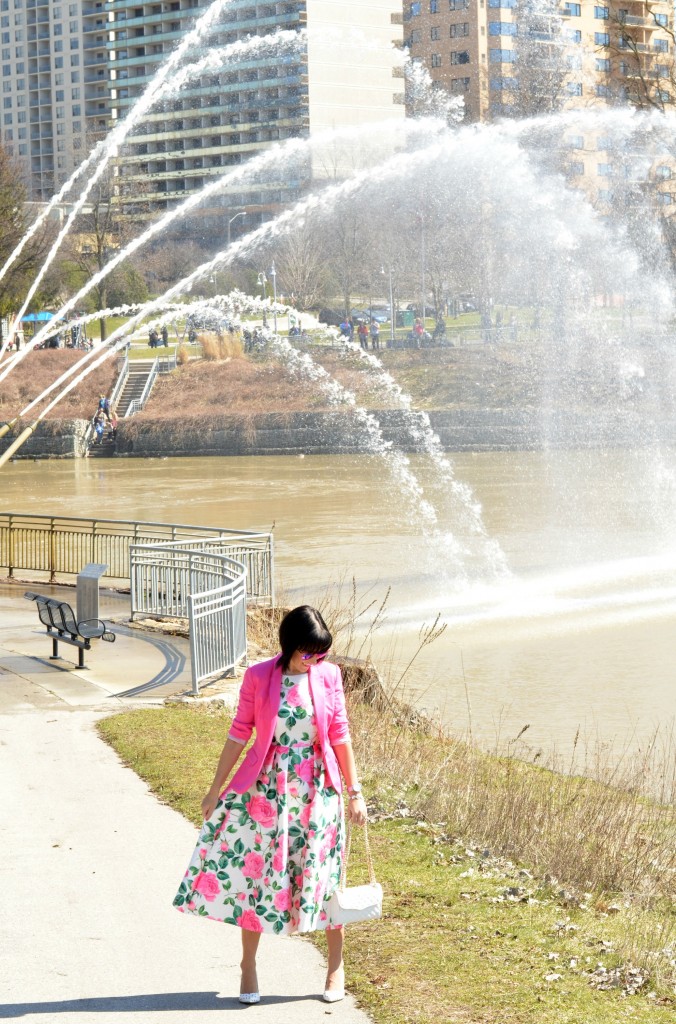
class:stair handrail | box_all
[109,350,130,414]
[124,357,159,418]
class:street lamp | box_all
[268,260,278,334]
[227,209,246,247]
[381,265,395,346]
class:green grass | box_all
[97,706,675,1023]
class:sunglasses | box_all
[301,651,330,663]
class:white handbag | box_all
[328,820,383,925]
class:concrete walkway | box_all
[0,587,372,1023]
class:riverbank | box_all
[4,342,671,459]
[98,698,676,1023]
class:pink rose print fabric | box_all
[174,673,344,934]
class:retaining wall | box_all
[1,409,662,460]
[0,419,89,459]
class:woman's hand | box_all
[201,788,219,821]
[348,794,367,826]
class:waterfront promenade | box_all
[0,585,371,1024]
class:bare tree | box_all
[0,145,54,331]
[506,1,568,119]
[272,215,331,310]
[606,4,675,112]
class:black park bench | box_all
[25,591,116,669]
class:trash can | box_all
[76,562,108,623]
[396,310,414,328]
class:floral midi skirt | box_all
[173,673,345,934]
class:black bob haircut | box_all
[277,605,332,671]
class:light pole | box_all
[269,260,278,334]
[381,265,395,346]
[227,210,246,248]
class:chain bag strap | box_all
[328,816,382,925]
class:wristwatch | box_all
[347,783,362,799]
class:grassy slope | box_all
[97,706,675,1024]
[0,350,119,420]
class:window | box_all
[566,29,581,42]
[451,50,470,64]
[71,87,79,99]
[568,161,584,175]
[1,81,9,92]
[597,163,613,176]
[656,165,672,179]
[563,3,581,15]
[2,97,10,108]
[431,52,442,66]
[1,63,8,75]
[489,22,517,35]
[568,135,584,148]
[55,89,64,101]
[55,57,63,67]
[18,142,25,155]
[490,76,516,89]
[53,24,62,35]
[596,136,612,150]
[410,28,421,42]
[71,71,80,83]
[410,1,421,14]
[430,0,438,10]
[490,48,513,62]
[595,32,609,45]
[654,13,668,28]
[567,81,582,95]
[70,38,79,49]
[72,103,80,115]
[451,77,470,92]
[431,26,440,39]
[594,6,609,19]
[657,192,673,205]
[487,0,515,6]
[654,39,669,53]
[54,40,63,51]
[567,53,582,69]
[597,189,613,201]
[450,23,469,37]
[16,109,24,122]
[596,58,610,71]
[450,0,470,7]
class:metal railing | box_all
[109,351,130,412]
[130,544,247,692]
[0,513,274,604]
[125,357,159,418]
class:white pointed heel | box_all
[238,992,260,1005]
[323,967,345,1003]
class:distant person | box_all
[92,411,105,445]
[107,411,118,442]
[13,331,21,353]
[148,327,158,349]
[339,318,350,338]
[97,394,111,422]
[370,319,380,351]
[161,324,169,347]
[357,321,368,350]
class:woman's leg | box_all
[325,926,345,990]
[240,929,261,994]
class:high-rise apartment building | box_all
[107,0,405,226]
[404,1,673,123]
[0,0,109,198]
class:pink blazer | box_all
[226,656,351,794]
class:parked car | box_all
[318,308,344,327]
[352,306,390,323]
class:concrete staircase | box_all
[116,360,157,418]
[87,431,116,459]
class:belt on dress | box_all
[269,740,320,753]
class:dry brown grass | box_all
[176,343,190,366]
[198,330,243,361]
[136,357,338,419]
[0,350,119,420]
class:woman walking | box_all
[173,605,368,1004]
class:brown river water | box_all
[3,450,675,768]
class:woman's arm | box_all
[201,738,247,820]
[333,741,367,826]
